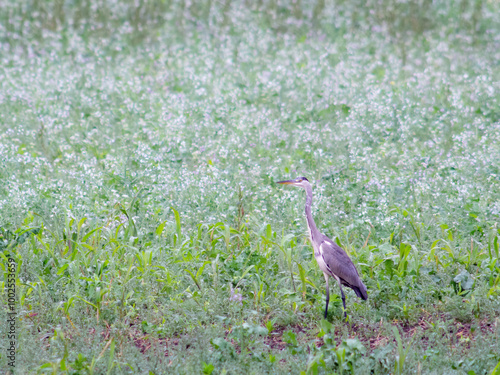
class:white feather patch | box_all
[317,243,334,276]
[319,243,325,255]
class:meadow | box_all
[0,0,499,373]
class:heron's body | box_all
[277,177,367,319]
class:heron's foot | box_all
[342,309,348,322]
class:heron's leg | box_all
[335,277,347,320]
[324,273,330,319]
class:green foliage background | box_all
[0,0,499,373]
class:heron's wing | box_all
[319,238,368,299]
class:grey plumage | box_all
[277,176,367,320]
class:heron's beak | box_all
[276,179,296,185]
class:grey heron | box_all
[277,176,368,320]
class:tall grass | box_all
[1,0,499,373]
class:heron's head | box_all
[276,176,310,188]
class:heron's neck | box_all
[304,184,319,239]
